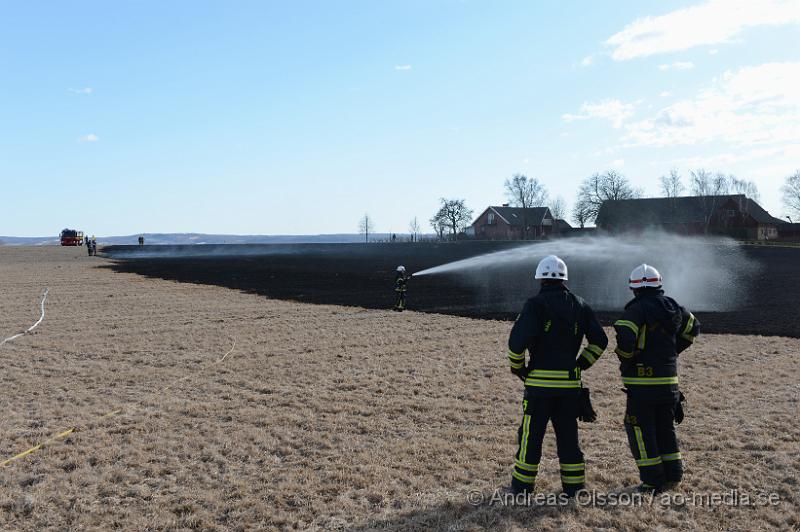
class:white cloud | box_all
[658,61,695,71]
[605,0,800,61]
[78,133,100,142]
[394,65,412,71]
[610,158,626,168]
[622,62,800,148]
[562,98,637,129]
[580,55,594,67]
[68,87,93,94]
[659,91,672,98]
[709,49,719,55]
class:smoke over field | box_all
[105,239,798,337]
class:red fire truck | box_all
[59,229,85,246]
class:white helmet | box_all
[629,264,662,289]
[535,255,568,280]
[396,265,406,273]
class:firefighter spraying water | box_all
[393,265,411,311]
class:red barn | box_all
[470,205,553,240]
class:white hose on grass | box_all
[0,288,49,347]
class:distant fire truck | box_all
[59,229,85,246]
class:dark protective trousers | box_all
[624,396,683,488]
[511,394,585,494]
[394,291,406,310]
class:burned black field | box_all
[104,242,800,338]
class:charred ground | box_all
[103,242,800,338]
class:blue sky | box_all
[1,0,798,236]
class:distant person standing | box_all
[393,266,411,311]
[613,264,700,493]
[86,234,92,256]
[138,235,145,246]
[90,235,97,256]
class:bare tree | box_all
[409,217,421,242]
[690,169,730,234]
[505,174,549,239]
[358,213,373,243]
[660,169,685,198]
[729,176,760,201]
[549,196,568,220]
[430,211,447,241]
[571,199,592,229]
[576,170,639,223]
[432,198,473,240]
[783,170,800,219]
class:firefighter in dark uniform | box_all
[507,255,608,496]
[394,265,410,311]
[613,264,700,492]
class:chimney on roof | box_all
[502,203,509,207]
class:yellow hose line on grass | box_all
[1,339,236,468]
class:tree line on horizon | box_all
[358,169,800,242]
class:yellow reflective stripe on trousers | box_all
[560,463,585,472]
[636,456,663,467]
[615,320,639,335]
[633,426,647,459]
[518,414,531,463]
[515,460,539,472]
[529,369,569,379]
[561,476,585,484]
[512,470,536,484]
[524,379,581,388]
[661,452,682,462]
[622,376,679,385]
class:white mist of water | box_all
[413,233,759,312]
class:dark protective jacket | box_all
[613,288,700,401]
[507,284,609,396]
[395,274,409,292]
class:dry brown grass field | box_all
[0,246,797,531]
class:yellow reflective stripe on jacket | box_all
[637,324,647,350]
[585,344,604,357]
[622,376,679,385]
[580,349,596,364]
[524,379,581,388]
[681,314,696,342]
[615,347,634,359]
[661,452,682,462]
[529,369,569,379]
[507,349,525,369]
[507,349,525,361]
[615,320,639,335]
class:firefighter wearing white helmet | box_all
[613,263,700,493]
[505,255,608,497]
[393,265,411,311]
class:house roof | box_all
[482,206,551,227]
[596,195,779,226]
